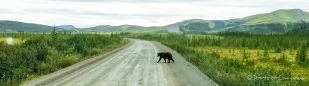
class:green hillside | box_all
[245,9,309,25]
[0,21,78,33]
[80,25,168,34]
[172,9,309,34]
[0,21,53,32]
[170,19,244,34]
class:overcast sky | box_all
[0,0,308,28]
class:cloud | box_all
[0,0,308,28]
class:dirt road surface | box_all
[22,39,218,86]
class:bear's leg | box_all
[171,58,174,63]
[168,58,171,63]
[157,57,162,63]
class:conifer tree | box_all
[296,43,307,66]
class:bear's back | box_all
[162,52,172,58]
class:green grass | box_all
[194,46,309,78]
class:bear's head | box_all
[157,52,162,57]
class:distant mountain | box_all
[1,9,308,34]
[56,25,79,32]
[80,24,168,33]
[170,9,309,34]
[56,25,76,29]
[0,20,53,32]
[0,21,79,33]
[244,9,309,25]
[82,9,309,34]
[169,19,247,34]
[229,9,309,33]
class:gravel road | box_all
[22,39,218,86]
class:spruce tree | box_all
[296,43,307,66]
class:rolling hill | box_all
[1,9,308,34]
[0,20,53,32]
[82,9,309,34]
[56,25,76,29]
[170,9,309,34]
[0,21,79,33]
[56,25,79,32]
[79,25,168,33]
[244,9,309,25]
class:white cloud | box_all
[0,0,308,28]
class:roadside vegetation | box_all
[0,29,127,85]
[128,23,309,85]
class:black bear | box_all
[157,52,174,63]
